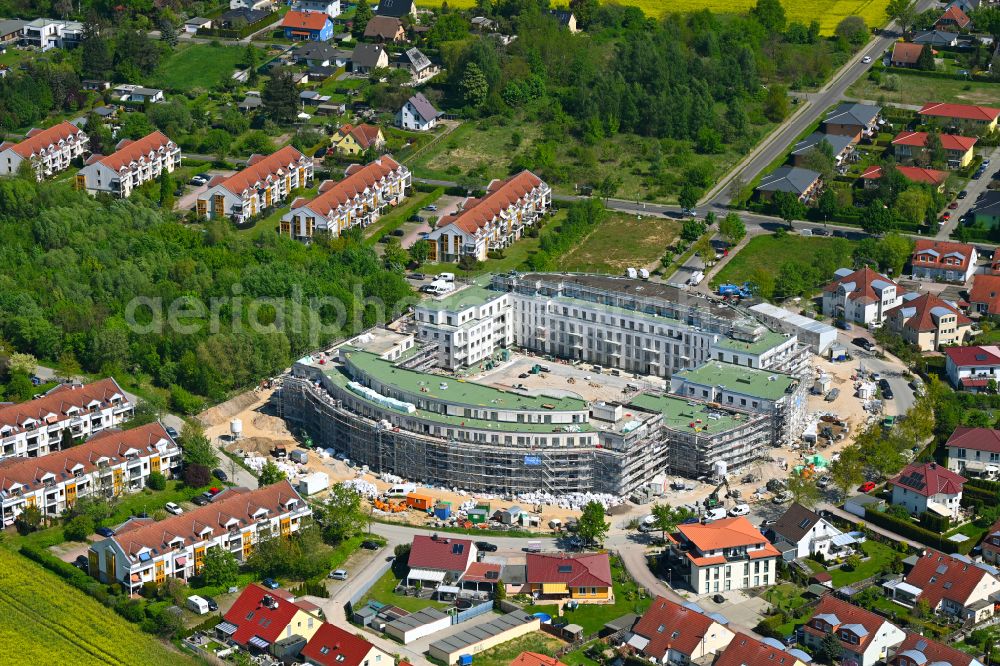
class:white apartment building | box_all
[89,479,311,594]
[77,131,181,198]
[22,18,84,50]
[671,517,781,593]
[280,157,410,241]
[426,171,551,262]
[822,266,900,326]
[0,378,134,460]
[198,146,313,223]
[0,121,89,180]
[0,423,180,526]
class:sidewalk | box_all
[819,503,924,550]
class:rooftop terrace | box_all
[673,362,797,401]
[628,393,749,435]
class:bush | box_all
[63,514,95,542]
[146,471,166,491]
[184,464,211,488]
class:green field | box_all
[0,548,196,665]
[154,43,255,91]
[712,234,857,287]
[415,0,889,34]
[847,72,1000,107]
[559,212,680,275]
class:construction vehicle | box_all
[717,282,754,299]
[704,477,735,510]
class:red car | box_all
[948,201,959,209]
[859,481,876,493]
[942,212,951,220]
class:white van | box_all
[439,272,455,282]
[703,507,727,522]
[186,595,210,615]
[728,503,750,517]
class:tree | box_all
[678,185,701,211]
[895,189,930,227]
[7,352,36,376]
[185,464,211,488]
[719,212,746,245]
[925,131,946,168]
[650,503,693,542]
[317,483,367,544]
[829,445,864,499]
[763,85,789,122]
[861,199,894,236]
[242,44,260,84]
[159,18,178,47]
[681,219,707,243]
[597,173,623,202]
[460,62,489,108]
[259,460,287,488]
[202,129,233,162]
[410,239,430,265]
[181,420,219,469]
[973,6,1000,44]
[887,0,917,33]
[772,191,804,227]
[16,504,42,534]
[146,471,167,491]
[352,0,373,38]
[577,501,609,547]
[917,44,935,70]
[817,188,838,221]
[801,142,836,184]
[787,474,821,508]
[843,553,863,571]
[158,171,174,210]
[693,235,715,262]
[201,546,240,589]
[63,514,95,541]
[263,68,298,124]
[835,16,868,45]
[752,0,787,33]
[493,576,506,609]
[383,238,409,272]
[819,631,844,664]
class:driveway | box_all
[937,144,1000,239]
[693,590,771,630]
[175,169,236,214]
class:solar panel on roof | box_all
[799,518,812,529]
[558,565,572,573]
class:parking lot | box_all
[175,169,235,214]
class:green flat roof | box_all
[324,364,593,434]
[421,285,501,312]
[628,393,746,434]
[713,330,789,356]
[673,362,796,401]
[339,349,588,413]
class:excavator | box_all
[703,476,741,510]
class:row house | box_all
[0,121,89,180]
[802,595,905,666]
[77,131,181,198]
[670,516,780,594]
[860,165,948,192]
[892,130,977,169]
[919,102,1000,135]
[0,378,133,461]
[0,423,180,526]
[970,273,1000,317]
[946,427,1000,478]
[887,549,1000,624]
[821,266,900,325]
[280,156,409,241]
[822,102,881,142]
[715,633,810,666]
[88,480,311,594]
[426,170,551,262]
[945,345,1000,392]
[889,631,984,666]
[756,166,822,203]
[198,146,313,223]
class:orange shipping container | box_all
[406,493,434,511]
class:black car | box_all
[205,597,219,612]
[75,555,90,570]
[165,426,179,440]
[712,593,726,603]
[475,541,498,552]
[958,190,968,199]
[96,526,115,537]
[314,147,328,158]
[192,495,210,506]
[361,540,381,550]
[852,337,874,351]
[212,468,228,482]
[812,228,829,236]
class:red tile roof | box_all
[945,345,1000,368]
[890,631,976,666]
[971,274,1000,315]
[937,5,971,28]
[526,552,612,587]
[0,378,127,435]
[4,121,84,158]
[224,584,318,646]
[860,165,948,186]
[920,102,1000,123]
[0,422,174,492]
[109,479,305,558]
[905,549,992,609]
[886,293,970,332]
[912,239,977,273]
[96,131,174,172]
[281,10,330,31]
[292,156,401,218]
[804,595,889,653]
[631,596,723,660]
[407,534,475,572]
[889,461,965,497]
[215,145,308,196]
[891,130,977,152]
[891,42,924,64]
[714,632,802,666]
[511,653,568,666]
[301,622,381,666]
[822,266,897,304]
[438,170,544,235]
[335,123,384,150]
[946,427,1000,454]
[460,561,501,583]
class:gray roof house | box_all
[790,132,855,165]
[822,102,881,139]
[294,41,351,67]
[398,47,438,80]
[396,92,441,131]
[351,43,389,74]
[913,29,960,47]
[756,166,821,202]
[0,18,27,41]
[375,0,416,17]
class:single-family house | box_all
[426,170,550,262]
[627,596,735,664]
[822,102,881,141]
[919,102,1000,134]
[230,0,273,10]
[790,132,854,166]
[113,84,165,104]
[293,42,350,67]
[891,42,925,67]
[892,130,977,168]
[281,156,409,241]
[77,131,180,198]
[375,0,416,17]
[82,79,111,91]
[0,378,133,461]
[396,92,440,131]
[300,90,332,106]
[983,518,1000,566]
[821,266,900,325]
[471,16,498,31]
[184,17,212,33]
[890,549,1000,623]
[351,43,389,75]
[404,534,477,588]
[911,239,978,283]
[0,19,26,43]
[936,5,972,31]
[364,15,406,42]
[912,29,960,47]
[946,427,1000,478]
[300,621,393,666]
[397,47,438,82]
[547,10,578,32]
[949,0,981,13]
[21,18,83,50]
[970,191,1000,229]
[459,561,501,596]
[970,273,1000,316]
[889,631,984,666]
[197,146,313,222]
[220,584,324,654]
[769,502,845,559]
[801,595,906,666]
[219,7,272,29]
[0,120,88,180]
[885,293,972,350]
[889,462,965,520]
[282,10,334,41]
[671,517,781,593]
[89,480,310,593]
[860,165,948,191]
[292,0,341,18]
[945,345,1000,391]
[756,166,821,203]
[714,632,810,666]
[526,552,612,602]
[331,123,385,155]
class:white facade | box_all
[415,291,512,370]
[890,483,962,520]
[77,131,180,198]
[198,147,313,223]
[779,517,843,559]
[396,98,438,131]
[749,302,837,354]
[803,618,905,666]
[0,122,89,180]
[821,267,900,326]
[293,0,341,17]
[22,19,83,50]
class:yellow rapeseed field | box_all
[423,0,890,35]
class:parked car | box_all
[424,204,437,211]
[75,555,90,570]
[189,176,206,186]
[859,481,877,493]
[728,503,750,517]
[958,190,968,199]
[329,569,348,580]
[772,491,793,504]
[852,337,873,351]
[361,540,381,550]
[205,597,219,612]
[410,273,426,280]
[475,541,498,552]
[208,486,222,495]
[165,502,183,515]
[812,228,829,236]
[835,318,851,331]
[948,201,959,209]
[760,518,777,528]
[262,578,279,589]
[192,495,209,506]
[212,469,228,482]
[164,426,179,440]
[96,526,115,537]
[816,475,832,489]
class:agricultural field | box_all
[847,72,1000,107]
[153,43,256,92]
[416,0,889,34]
[0,549,196,665]
[559,212,680,274]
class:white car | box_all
[862,56,872,64]
[728,503,750,517]
[165,502,183,515]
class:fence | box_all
[344,557,394,620]
[452,600,493,625]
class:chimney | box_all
[930,462,937,469]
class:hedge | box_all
[885,65,994,84]
[961,484,998,505]
[864,510,958,553]
[197,11,280,39]
[967,478,1000,493]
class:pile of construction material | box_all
[341,478,378,499]
[515,490,624,511]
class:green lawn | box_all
[847,71,1000,107]
[105,480,215,527]
[155,43,260,91]
[559,212,680,275]
[364,187,444,245]
[357,566,449,613]
[711,234,858,288]
[764,583,811,612]
[827,540,896,588]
